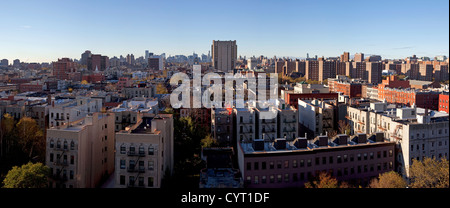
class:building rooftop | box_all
[240,133,391,155]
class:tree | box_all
[409,157,449,188]
[305,172,339,188]
[368,171,407,188]
[200,134,217,148]
[1,114,16,157]
[15,117,45,161]
[3,162,49,188]
[156,83,168,94]
[338,120,351,135]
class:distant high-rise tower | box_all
[341,52,350,62]
[81,50,92,65]
[211,40,237,72]
[354,53,364,62]
[53,58,77,80]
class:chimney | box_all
[316,136,328,146]
[274,138,287,150]
[335,134,348,145]
[294,137,307,149]
[375,132,384,142]
[357,133,367,144]
[47,94,52,105]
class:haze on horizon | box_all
[0,0,448,63]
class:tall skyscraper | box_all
[354,53,364,62]
[211,40,237,72]
[80,50,92,65]
[340,52,350,62]
[366,62,382,84]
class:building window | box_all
[120,175,125,185]
[120,160,126,169]
[50,153,54,162]
[284,174,289,182]
[120,146,126,154]
[307,159,312,167]
[50,140,54,148]
[148,177,154,187]
[337,156,342,164]
[293,160,297,168]
[262,162,266,170]
[254,176,259,184]
[129,176,135,186]
[246,176,251,185]
[69,170,74,180]
[63,141,68,150]
[70,141,75,150]
[300,160,304,167]
[148,147,154,155]
[363,153,368,160]
[277,161,282,169]
[148,161,154,171]
[262,176,267,184]
[254,162,259,170]
[329,156,333,164]
[270,175,274,183]
[343,154,348,162]
[270,161,274,169]
[389,150,393,157]
[139,146,145,155]
[70,155,74,165]
[370,152,374,160]
[316,157,320,165]
[284,160,289,168]
[277,175,282,183]
[57,141,61,149]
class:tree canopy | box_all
[409,157,449,188]
[3,162,49,188]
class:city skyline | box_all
[0,0,449,63]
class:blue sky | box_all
[0,0,448,62]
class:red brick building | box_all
[329,80,362,98]
[439,93,449,113]
[19,83,43,93]
[53,58,77,80]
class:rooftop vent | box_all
[315,136,329,146]
[252,139,265,151]
[334,134,348,145]
[375,132,384,142]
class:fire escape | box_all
[261,119,276,141]
[52,142,69,185]
[127,147,146,188]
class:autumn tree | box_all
[305,172,339,188]
[409,157,449,188]
[368,171,407,188]
[338,120,351,135]
[0,113,16,157]
[3,162,49,188]
[15,117,45,162]
[200,134,218,148]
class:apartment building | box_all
[255,106,278,141]
[237,133,396,188]
[277,105,298,141]
[298,99,336,139]
[234,107,256,143]
[347,102,449,177]
[328,76,363,98]
[121,86,156,99]
[48,97,102,128]
[114,114,174,188]
[109,98,159,132]
[46,112,115,188]
[211,108,234,146]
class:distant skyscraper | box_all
[127,54,135,66]
[13,59,20,68]
[88,54,109,71]
[81,50,92,65]
[366,62,382,84]
[211,40,237,72]
[0,59,8,66]
[354,53,364,62]
[340,52,350,62]
[145,50,149,61]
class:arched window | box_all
[70,141,75,150]
[63,141,68,150]
[57,140,61,149]
[50,140,54,148]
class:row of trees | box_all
[305,157,449,188]
[0,114,46,184]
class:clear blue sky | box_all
[0,0,448,62]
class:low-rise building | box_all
[114,114,173,188]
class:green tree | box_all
[3,162,49,188]
[200,134,217,148]
[368,171,407,188]
[15,117,45,161]
[409,157,449,188]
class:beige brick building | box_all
[46,112,115,188]
[114,114,173,188]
